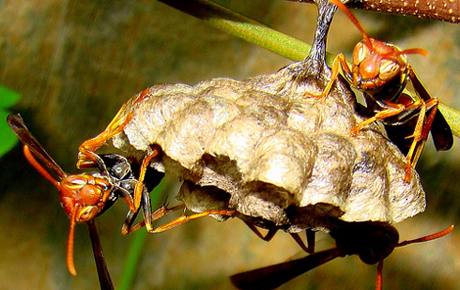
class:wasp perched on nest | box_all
[307,0,453,182]
[8,0,454,289]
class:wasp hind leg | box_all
[403,98,440,182]
[122,202,234,234]
[149,208,235,233]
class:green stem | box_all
[158,0,324,63]
[117,230,148,290]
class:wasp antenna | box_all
[396,225,454,248]
[400,48,429,57]
[330,0,373,49]
[23,145,61,188]
[67,206,80,276]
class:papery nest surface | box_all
[111,58,426,232]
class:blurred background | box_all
[0,0,459,289]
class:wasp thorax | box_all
[357,225,399,264]
[332,222,400,265]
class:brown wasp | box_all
[7,114,163,277]
[308,0,453,181]
[230,222,454,290]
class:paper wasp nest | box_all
[112,57,425,232]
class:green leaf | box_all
[0,85,21,157]
[439,103,460,138]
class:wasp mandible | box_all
[308,0,453,182]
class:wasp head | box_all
[352,38,409,93]
[59,174,112,223]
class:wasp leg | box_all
[121,208,141,235]
[122,204,186,235]
[386,97,439,182]
[403,98,442,181]
[306,229,316,254]
[288,231,316,254]
[304,54,351,99]
[408,68,453,151]
[148,209,235,233]
[77,116,134,168]
[241,220,311,252]
[120,164,166,234]
[236,219,315,253]
[242,220,279,241]
[403,99,427,181]
[351,99,431,182]
[350,102,406,135]
[123,202,234,235]
[77,89,150,168]
[128,147,161,215]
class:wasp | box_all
[7,114,163,276]
[309,0,453,182]
[230,222,454,290]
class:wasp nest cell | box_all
[111,57,425,232]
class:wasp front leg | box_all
[77,89,150,169]
[351,98,427,181]
[113,146,161,217]
[304,53,352,99]
[77,111,134,169]
[350,101,406,135]
[352,96,436,182]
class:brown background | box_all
[1,0,459,289]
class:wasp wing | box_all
[230,248,340,290]
[408,70,453,151]
[7,114,67,179]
